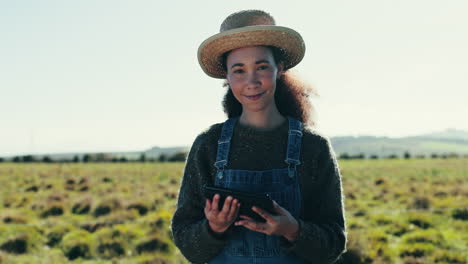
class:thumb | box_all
[273,200,288,215]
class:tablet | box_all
[203,184,276,222]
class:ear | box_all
[276,62,285,79]
[223,80,232,89]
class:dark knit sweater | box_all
[171,119,347,264]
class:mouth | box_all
[244,91,266,101]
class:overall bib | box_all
[209,116,305,264]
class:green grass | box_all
[340,158,468,264]
[0,159,467,263]
[0,162,185,264]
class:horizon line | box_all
[2,128,467,157]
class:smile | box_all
[244,91,266,101]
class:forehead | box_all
[226,46,274,64]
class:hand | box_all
[204,194,241,234]
[234,200,300,242]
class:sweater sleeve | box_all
[282,137,347,263]
[171,133,229,263]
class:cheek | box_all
[260,72,277,85]
[228,79,242,92]
[263,76,277,91]
[228,81,243,100]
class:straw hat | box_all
[198,10,306,79]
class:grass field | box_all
[0,159,466,263]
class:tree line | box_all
[338,151,467,160]
[0,152,188,163]
[1,151,467,163]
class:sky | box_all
[1,0,467,156]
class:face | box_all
[225,46,284,114]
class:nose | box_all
[246,72,260,89]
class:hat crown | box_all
[220,10,276,32]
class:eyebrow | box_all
[230,60,271,69]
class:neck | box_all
[239,105,286,130]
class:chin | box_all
[244,105,268,113]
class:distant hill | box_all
[330,128,468,157]
[416,128,468,141]
[144,146,190,159]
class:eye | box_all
[233,69,244,74]
[258,65,269,70]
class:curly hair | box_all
[221,47,317,126]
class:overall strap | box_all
[285,116,303,177]
[214,117,238,178]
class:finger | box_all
[234,219,249,226]
[239,214,254,221]
[204,200,210,216]
[234,218,255,226]
[212,194,220,211]
[252,206,274,222]
[220,196,233,217]
[227,199,240,220]
[236,219,268,233]
[273,200,288,215]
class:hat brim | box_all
[198,25,305,79]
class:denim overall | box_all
[209,116,305,264]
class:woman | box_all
[171,10,346,264]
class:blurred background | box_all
[1,1,467,263]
